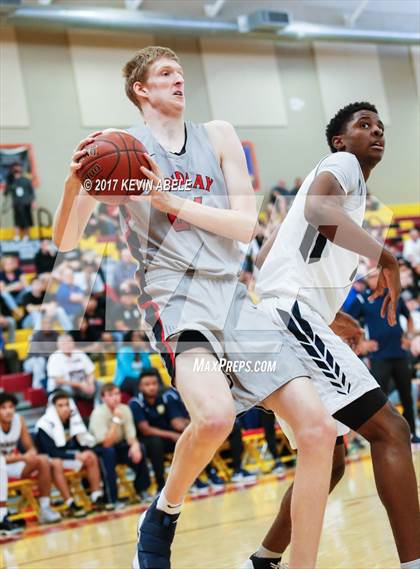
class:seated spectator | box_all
[110,283,141,335]
[0,329,20,374]
[111,249,137,291]
[34,239,57,276]
[74,261,105,297]
[55,268,86,325]
[89,384,150,506]
[0,307,16,343]
[0,453,23,535]
[0,255,27,319]
[24,316,58,389]
[114,331,152,394]
[403,228,420,266]
[290,176,302,196]
[129,370,182,492]
[21,277,72,331]
[257,409,285,475]
[35,392,104,512]
[0,393,61,524]
[46,334,97,401]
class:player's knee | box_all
[50,458,63,471]
[295,415,336,453]
[193,409,235,442]
[84,451,97,466]
[364,404,411,446]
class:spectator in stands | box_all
[348,269,420,443]
[34,239,57,276]
[403,228,420,266]
[24,316,58,389]
[290,176,302,196]
[84,297,106,336]
[0,393,61,523]
[114,331,152,395]
[97,203,120,236]
[46,334,96,402]
[0,308,16,343]
[111,249,137,292]
[21,277,72,331]
[4,162,36,241]
[129,370,182,492]
[0,453,23,535]
[55,268,86,325]
[74,260,105,297]
[0,255,27,320]
[110,283,141,335]
[0,329,20,374]
[35,391,104,512]
[89,384,150,506]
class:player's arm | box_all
[19,419,37,454]
[53,133,101,252]
[135,121,258,244]
[304,172,400,325]
[255,225,281,269]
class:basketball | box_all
[77,130,149,205]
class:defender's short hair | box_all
[122,46,179,110]
[326,102,378,152]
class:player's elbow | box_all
[304,198,319,227]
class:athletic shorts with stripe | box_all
[259,298,386,448]
[139,269,310,415]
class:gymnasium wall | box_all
[1,26,419,220]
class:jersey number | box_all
[167,197,202,232]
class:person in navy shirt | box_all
[129,370,181,492]
[348,270,418,441]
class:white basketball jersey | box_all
[0,414,22,455]
[256,152,366,324]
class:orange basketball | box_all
[77,130,149,205]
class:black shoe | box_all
[132,496,180,569]
[0,516,24,536]
[242,553,286,569]
[92,495,107,511]
[411,434,420,444]
[68,501,87,518]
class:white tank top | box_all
[0,414,22,455]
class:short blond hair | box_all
[122,46,179,110]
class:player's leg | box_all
[21,456,61,523]
[134,346,236,569]
[262,377,337,569]
[391,358,416,437]
[246,440,346,567]
[162,347,236,504]
[336,397,420,564]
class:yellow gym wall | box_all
[0,26,419,223]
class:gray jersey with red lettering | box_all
[120,121,243,280]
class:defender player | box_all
[242,102,420,569]
[53,47,338,569]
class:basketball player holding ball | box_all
[54,47,341,569]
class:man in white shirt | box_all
[47,334,96,401]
